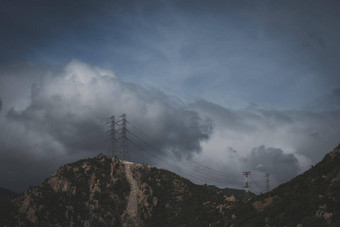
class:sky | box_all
[1,0,340,193]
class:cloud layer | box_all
[5,60,212,154]
[1,60,340,193]
[187,99,340,192]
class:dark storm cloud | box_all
[0,0,104,61]
[189,99,253,132]
[3,60,212,156]
[191,99,340,162]
[247,146,300,185]
[186,99,340,192]
[0,0,151,62]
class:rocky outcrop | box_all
[252,196,275,212]
[5,154,131,226]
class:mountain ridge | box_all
[0,145,339,226]
[0,154,245,226]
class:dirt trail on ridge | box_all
[124,163,140,226]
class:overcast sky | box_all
[1,0,340,193]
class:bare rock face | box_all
[252,196,275,212]
[48,175,71,193]
[16,189,39,224]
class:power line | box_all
[129,125,231,174]
[1,113,245,191]
[127,129,236,184]
[128,126,239,179]
[127,140,210,183]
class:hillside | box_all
[229,144,340,226]
[0,154,243,226]
[1,144,339,226]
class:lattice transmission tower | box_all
[107,114,128,160]
[108,116,118,157]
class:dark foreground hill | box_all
[0,187,18,222]
[228,145,340,226]
[0,144,339,226]
[0,187,18,203]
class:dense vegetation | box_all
[137,166,242,226]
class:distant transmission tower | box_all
[242,171,251,199]
[118,114,129,160]
[265,173,270,192]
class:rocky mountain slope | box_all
[0,154,243,226]
[1,144,339,226]
[1,154,131,226]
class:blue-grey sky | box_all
[1,0,340,192]
[2,0,340,108]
